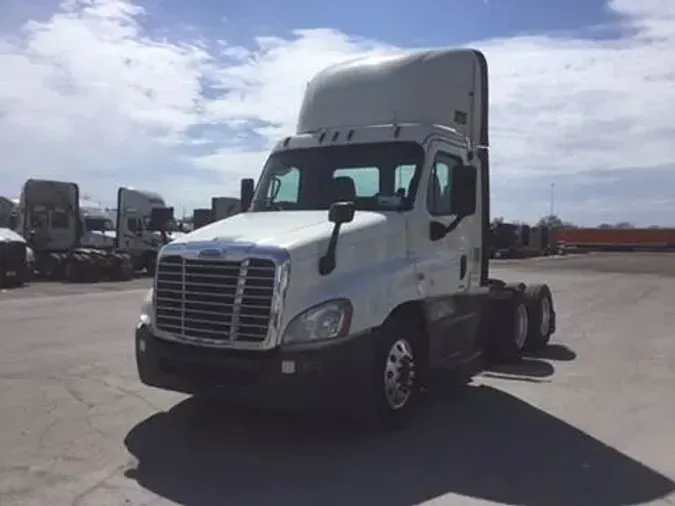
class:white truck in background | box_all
[115,187,176,275]
[0,196,18,228]
[79,198,117,250]
[135,48,557,428]
[0,226,32,287]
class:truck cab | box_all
[80,199,116,250]
[116,187,175,274]
[135,48,556,427]
[18,180,81,255]
[0,196,17,229]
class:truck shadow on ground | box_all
[524,343,577,362]
[483,343,577,382]
[124,381,673,506]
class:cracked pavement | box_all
[1,255,674,505]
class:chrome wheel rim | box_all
[383,339,415,410]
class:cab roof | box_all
[296,48,488,147]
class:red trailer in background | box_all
[551,228,675,252]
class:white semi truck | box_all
[80,198,117,250]
[134,48,557,427]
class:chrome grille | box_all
[154,255,276,344]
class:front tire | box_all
[368,313,423,430]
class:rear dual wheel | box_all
[523,284,554,350]
[488,283,554,362]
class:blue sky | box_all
[1,0,674,225]
[168,0,616,44]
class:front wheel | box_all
[368,313,423,430]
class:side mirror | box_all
[449,164,477,217]
[240,178,255,211]
[319,201,356,276]
[149,207,174,231]
[328,201,356,224]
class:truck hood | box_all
[167,231,187,241]
[171,210,389,260]
[0,227,26,243]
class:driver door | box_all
[413,142,480,364]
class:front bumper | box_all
[135,325,375,411]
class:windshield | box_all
[85,217,114,232]
[250,141,425,212]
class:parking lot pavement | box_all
[0,277,153,301]
[493,251,675,277]
[0,257,674,506]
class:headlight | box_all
[26,247,34,264]
[282,299,352,345]
[137,287,154,328]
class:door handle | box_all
[460,254,467,280]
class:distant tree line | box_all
[492,215,663,230]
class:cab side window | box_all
[427,152,462,216]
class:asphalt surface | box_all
[0,277,153,301]
[493,251,675,276]
[1,254,674,506]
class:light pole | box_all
[549,182,555,218]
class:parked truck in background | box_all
[0,196,20,228]
[191,208,213,230]
[0,226,30,288]
[211,197,241,221]
[134,48,557,427]
[16,179,134,282]
[490,222,553,258]
[115,187,176,275]
[79,198,117,250]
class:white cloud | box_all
[0,0,674,225]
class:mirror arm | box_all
[318,223,343,276]
[431,215,463,241]
[444,216,462,235]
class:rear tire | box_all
[487,292,529,363]
[111,253,134,281]
[65,256,81,282]
[523,284,554,350]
